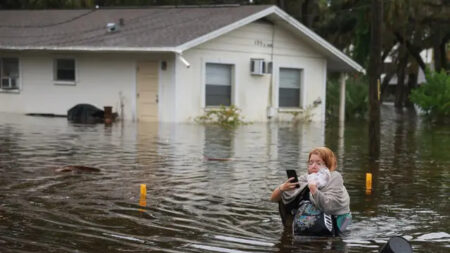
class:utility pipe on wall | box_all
[339,73,348,124]
[177,53,191,68]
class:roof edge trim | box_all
[177,5,365,74]
[0,46,177,53]
[176,6,276,53]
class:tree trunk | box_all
[394,70,405,109]
[438,32,450,72]
[394,32,426,72]
[301,0,315,28]
[277,0,285,10]
[405,72,418,111]
[395,49,408,108]
[432,23,443,72]
[380,68,394,101]
[440,40,449,72]
[368,0,382,158]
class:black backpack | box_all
[292,200,334,236]
[278,187,336,236]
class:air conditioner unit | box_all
[106,22,118,32]
[1,77,17,89]
[250,59,265,75]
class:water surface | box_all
[0,105,448,252]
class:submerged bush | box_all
[195,105,245,129]
[410,70,450,122]
[326,75,368,121]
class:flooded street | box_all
[0,105,448,252]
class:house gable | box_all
[195,19,323,60]
[176,6,363,73]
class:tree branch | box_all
[394,32,427,71]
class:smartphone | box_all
[286,169,300,188]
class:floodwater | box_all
[0,105,448,253]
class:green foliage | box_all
[195,105,245,129]
[325,77,340,120]
[352,10,370,67]
[410,70,450,121]
[291,104,317,125]
[346,76,369,119]
[326,75,368,121]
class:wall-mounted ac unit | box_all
[250,59,265,75]
[106,22,118,32]
[1,77,17,89]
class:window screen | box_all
[205,63,232,106]
[279,68,301,107]
[0,58,19,89]
[55,59,75,81]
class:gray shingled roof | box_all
[0,5,271,49]
[0,5,364,73]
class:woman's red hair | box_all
[308,147,337,171]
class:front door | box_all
[136,61,158,122]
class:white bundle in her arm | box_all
[307,167,331,188]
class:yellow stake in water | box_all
[140,184,147,196]
[139,184,147,210]
[366,173,372,194]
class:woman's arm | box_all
[270,177,299,202]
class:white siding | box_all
[0,20,329,123]
[159,55,176,122]
[0,53,136,120]
[0,52,178,122]
[175,20,327,122]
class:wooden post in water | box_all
[339,73,347,126]
[366,0,382,195]
[368,0,382,159]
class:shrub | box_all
[346,76,369,119]
[195,105,245,129]
[410,70,450,122]
[326,77,340,120]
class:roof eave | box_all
[0,46,177,53]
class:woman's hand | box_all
[280,177,299,192]
[308,182,317,194]
[270,177,299,202]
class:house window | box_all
[205,63,232,106]
[0,58,19,90]
[279,68,302,107]
[54,59,75,82]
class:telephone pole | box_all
[368,0,382,158]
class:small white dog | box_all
[307,167,331,188]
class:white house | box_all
[0,5,364,122]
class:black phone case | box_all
[286,170,300,188]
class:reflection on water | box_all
[0,105,448,253]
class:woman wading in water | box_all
[271,147,352,236]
